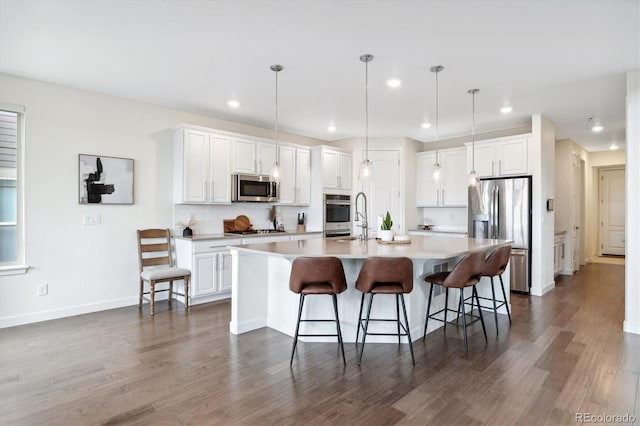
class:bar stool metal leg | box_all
[490,276,499,336]
[290,294,306,366]
[396,294,401,345]
[358,294,375,366]
[356,293,365,345]
[331,294,346,365]
[473,286,488,342]
[423,283,434,341]
[499,275,512,324]
[459,290,469,356]
[399,294,415,365]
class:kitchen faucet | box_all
[354,191,369,241]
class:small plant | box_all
[381,211,393,230]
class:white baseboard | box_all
[0,297,138,329]
[560,269,573,275]
[623,320,640,335]
[230,318,267,334]
[531,281,555,296]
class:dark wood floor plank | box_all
[0,263,635,425]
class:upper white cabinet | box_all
[174,129,231,204]
[467,134,530,178]
[318,148,352,190]
[278,145,311,205]
[231,139,276,175]
[416,147,467,207]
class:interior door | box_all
[363,149,400,237]
[600,168,626,255]
[572,154,581,272]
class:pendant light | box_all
[468,89,480,187]
[270,64,283,183]
[359,54,374,180]
[430,65,443,182]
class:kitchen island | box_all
[229,235,512,343]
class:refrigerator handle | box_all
[492,186,499,238]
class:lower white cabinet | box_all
[554,232,566,276]
[175,238,242,305]
[174,232,323,304]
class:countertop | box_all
[229,235,510,260]
[173,230,323,241]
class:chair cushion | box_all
[370,283,405,294]
[424,271,450,285]
[300,282,335,294]
[141,267,191,281]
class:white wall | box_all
[0,73,324,327]
[625,70,639,335]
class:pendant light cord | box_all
[471,90,475,170]
[435,69,439,164]
[365,58,369,161]
[274,69,279,164]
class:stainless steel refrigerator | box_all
[468,176,532,293]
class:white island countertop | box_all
[230,235,509,260]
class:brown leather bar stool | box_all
[289,256,348,366]
[423,250,487,356]
[355,257,415,366]
[472,245,512,336]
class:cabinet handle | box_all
[492,161,495,176]
[442,189,445,204]
[203,181,207,198]
[499,160,502,175]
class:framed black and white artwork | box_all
[79,154,134,204]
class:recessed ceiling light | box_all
[592,125,604,132]
[327,124,336,132]
[500,106,513,114]
[386,79,402,88]
[227,100,240,108]
[421,122,431,129]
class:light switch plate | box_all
[83,213,101,225]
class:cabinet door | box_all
[193,253,219,296]
[498,138,528,176]
[322,150,338,188]
[295,148,311,205]
[471,143,497,178]
[278,145,296,204]
[441,149,467,206]
[210,135,231,203]
[219,251,233,292]
[338,152,352,190]
[232,139,256,174]
[257,142,276,175]
[416,152,438,207]
[182,130,210,203]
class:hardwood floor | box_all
[1,263,638,425]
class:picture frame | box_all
[79,154,134,204]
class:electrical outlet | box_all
[37,283,48,296]
[83,213,101,225]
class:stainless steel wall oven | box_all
[324,194,351,238]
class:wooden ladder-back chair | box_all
[137,229,191,315]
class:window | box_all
[0,107,25,272]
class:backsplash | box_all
[173,204,314,234]
[420,207,467,229]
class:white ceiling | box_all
[1,0,638,151]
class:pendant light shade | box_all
[359,54,374,181]
[430,65,443,182]
[270,64,283,184]
[468,88,480,187]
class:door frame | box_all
[599,166,626,256]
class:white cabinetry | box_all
[231,139,276,175]
[554,232,566,277]
[416,147,466,207]
[315,147,352,190]
[174,238,242,304]
[174,129,231,204]
[467,134,530,178]
[279,145,311,205]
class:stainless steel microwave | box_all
[232,174,278,202]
